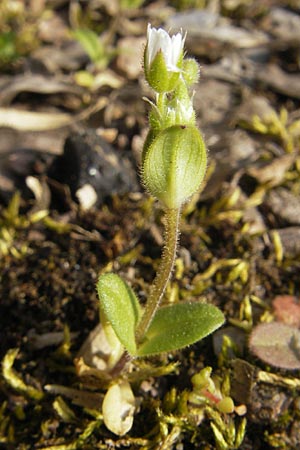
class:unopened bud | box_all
[182,58,200,86]
[142,125,207,209]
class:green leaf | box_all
[137,302,224,356]
[120,0,144,9]
[72,28,105,64]
[97,273,141,355]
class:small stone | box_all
[265,188,300,225]
[273,295,300,327]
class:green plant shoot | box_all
[97,24,224,361]
[71,28,112,69]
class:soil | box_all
[0,1,300,449]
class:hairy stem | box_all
[135,207,181,344]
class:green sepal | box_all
[142,128,159,162]
[145,50,180,93]
[137,302,224,357]
[142,125,207,208]
[97,273,141,355]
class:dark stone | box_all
[48,129,139,205]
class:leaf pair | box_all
[97,273,224,357]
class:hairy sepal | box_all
[142,125,207,208]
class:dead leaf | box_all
[247,154,295,187]
[116,36,144,79]
[102,380,135,436]
[44,384,103,410]
[0,97,108,131]
[26,176,51,211]
[167,9,269,58]
[0,108,72,131]
[273,295,300,327]
[0,74,85,106]
[256,64,300,100]
[32,41,88,73]
[249,322,300,370]
[77,323,112,372]
[261,8,300,43]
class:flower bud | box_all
[142,125,207,209]
[182,58,200,86]
[144,25,185,93]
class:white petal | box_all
[146,24,185,71]
[170,32,185,67]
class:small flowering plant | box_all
[97,25,224,363]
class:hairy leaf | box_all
[97,273,141,355]
[137,302,224,356]
[249,322,300,370]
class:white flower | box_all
[146,24,185,73]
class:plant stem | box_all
[157,92,166,114]
[109,351,131,378]
[135,207,181,344]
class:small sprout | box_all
[271,229,284,264]
[239,106,299,153]
[249,322,300,370]
[52,397,77,423]
[229,295,253,331]
[190,367,234,413]
[210,421,229,450]
[2,349,43,401]
[217,333,242,367]
[191,367,215,391]
[207,407,247,450]
[71,28,113,70]
[217,397,235,414]
[227,260,249,284]
[97,23,223,366]
[94,23,225,438]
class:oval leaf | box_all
[97,273,141,355]
[137,302,224,356]
[102,380,135,436]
